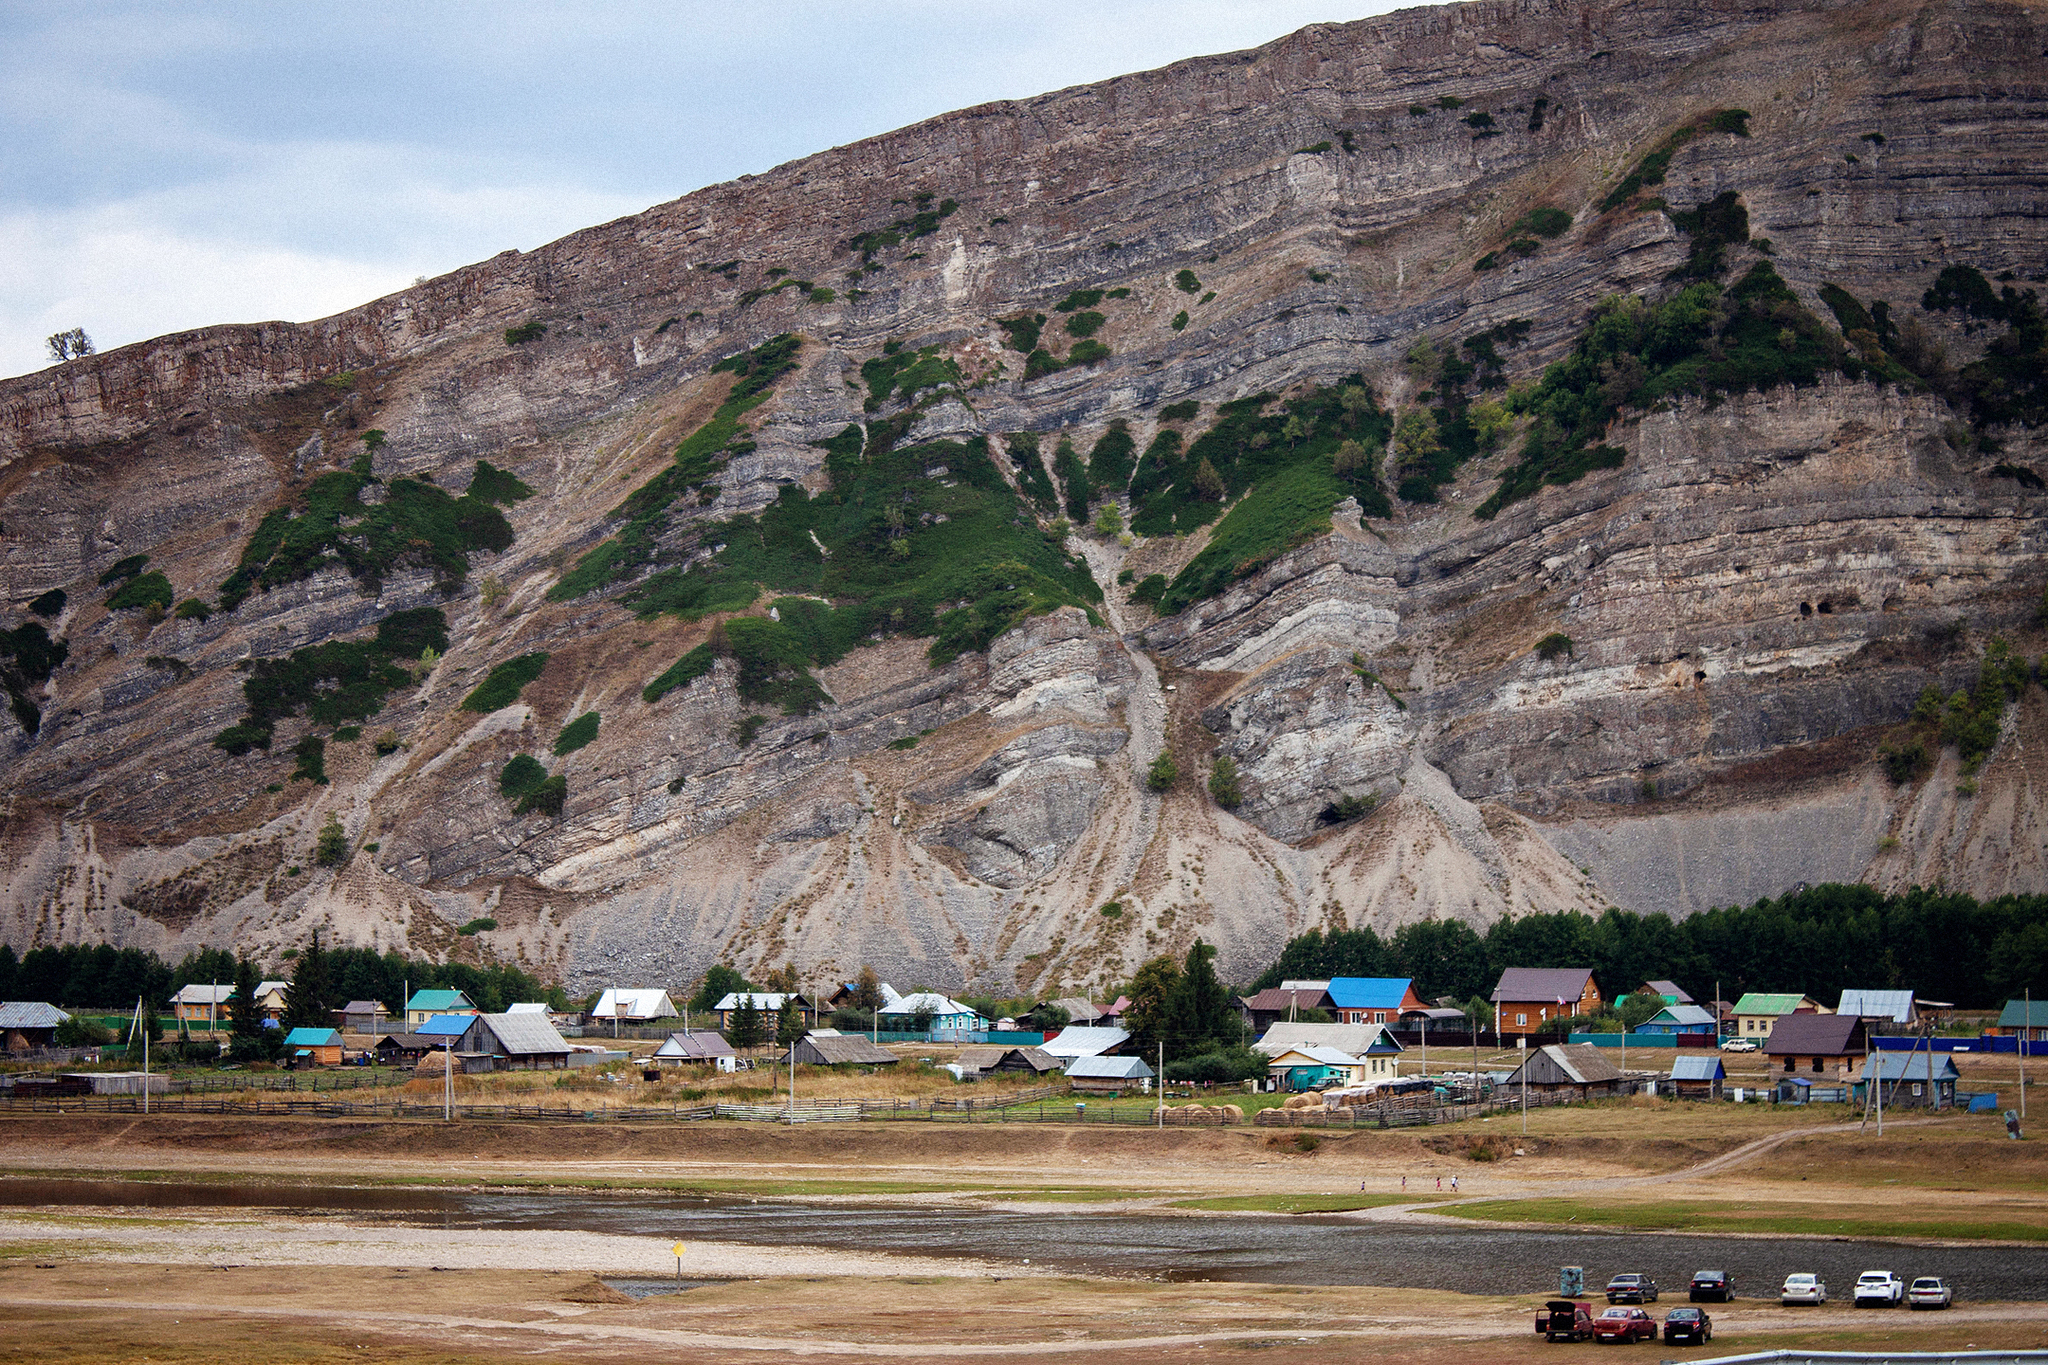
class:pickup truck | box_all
[1854,1270,1904,1307]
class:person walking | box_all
[1450,1175,1459,1193]
[1435,1175,1442,1191]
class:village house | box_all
[168,983,235,1024]
[1729,992,1827,1040]
[250,980,291,1020]
[1490,968,1602,1038]
[956,1044,1062,1076]
[1855,1052,1961,1110]
[1253,1021,1402,1059]
[652,1031,738,1070]
[1990,999,2048,1040]
[449,1011,574,1070]
[1637,1004,1719,1037]
[1639,980,1695,1005]
[786,1032,899,1067]
[1066,1054,1154,1095]
[876,992,987,1034]
[588,988,680,1026]
[711,992,816,1030]
[1666,1053,1726,1100]
[1762,1013,1868,1079]
[282,1026,343,1066]
[405,989,479,1028]
[1325,977,1425,1026]
[336,1000,390,1034]
[1504,1042,1629,1099]
[1236,982,1333,1034]
[370,1031,435,1064]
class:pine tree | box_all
[230,956,262,1038]
[729,996,766,1049]
[1145,751,1179,792]
[1192,457,1226,502]
[282,931,332,1029]
[775,996,805,1046]
[1208,755,1243,808]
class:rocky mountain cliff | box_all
[2,0,2046,994]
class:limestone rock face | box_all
[1,0,2045,992]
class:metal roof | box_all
[281,1027,339,1046]
[1040,1026,1130,1058]
[169,984,234,1004]
[1067,1054,1154,1079]
[1492,967,1596,1003]
[1267,1043,1362,1067]
[406,989,475,1011]
[415,1014,473,1037]
[1325,977,1415,1010]
[1670,1055,1726,1081]
[0,1002,70,1029]
[712,992,810,1012]
[591,988,678,1020]
[1859,1052,1961,1082]
[1239,986,1332,1013]
[338,1000,387,1014]
[1253,1022,1403,1058]
[473,1011,572,1056]
[1642,980,1694,1003]
[878,991,980,1019]
[1838,989,1916,1023]
[505,1002,549,1014]
[790,1033,898,1065]
[1510,1043,1623,1086]
[1999,999,2048,1028]
[654,1031,736,1059]
[1762,1013,1865,1055]
[1646,1005,1718,1027]
[1732,992,1813,1015]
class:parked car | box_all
[1607,1273,1659,1303]
[1536,1299,1594,1341]
[1908,1277,1953,1310]
[1663,1306,1713,1345]
[1853,1270,1904,1307]
[1719,1037,1759,1051]
[1594,1306,1659,1342]
[1689,1270,1734,1302]
[1781,1273,1827,1306]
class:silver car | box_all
[1908,1277,1953,1310]
[1781,1273,1827,1305]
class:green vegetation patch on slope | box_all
[1476,261,1848,518]
[0,620,67,734]
[624,422,1100,675]
[104,572,173,612]
[1599,109,1749,214]
[98,554,149,587]
[848,192,959,266]
[553,711,600,755]
[1005,432,1059,512]
[643,643,716,703]
[220,460,519,609]
[27,589,65,618]
[549,334,801,602]
[499,753,566,817]
[1921,265,2048,431]
[860,342,961,412]
[460,652,550,713]
[213,608,447,755]
[1085,421,1136,490]
[1133,378,1391,546]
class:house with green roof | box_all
[1993,999,2048,1041]
[404,989,479,1028]
[1731,992,1827,1041]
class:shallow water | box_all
[4,1178,2041,1302]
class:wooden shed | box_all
[1503,1043,1627,1099]
[787,1033,899,1066]
[1667,1053,1725,1100]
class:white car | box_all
[1854,1270,1904,1307]
[1719,1037,1759,1051]
[1781,1273,1827,1305]
[1908,1277,1953,1310]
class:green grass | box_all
[498,753,565,816]
[1442,1197,2048,1242]
[97,554,148,586]
[553,711,600,755]
[1600,110,1750,213]
[461,652,549,713]
[1055,289,1104,313]
[1065,310,1106,339]
[644,644,716,702]
[289,735,327,785]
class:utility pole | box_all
[2021,987,2030,1120]
[444,1037,453,1122]
[1158,1040,1165,1127]
[1519,1036,1528,1135]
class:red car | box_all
[1536,1300,1594,1342]
[1593,1306,1658,1343]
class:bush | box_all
[105,571,173,612]
[1146,751,1179,792]
[456,917,498,936]
[1130,574,1168,607]
[500,753,566,817]
[1065,310,1106,339]
[1068,339,1111,366]
[1171,310,1189,331]
[1054,289,1104,313]
[1163,1044,1266,1083]
[1208,755,1244,808]
[98,554,149,586]
[28,588,65,618]
[1175,270,1201,294]
[553,711,601,755]
[54,1015,113,1047]
[314,813,347,865]
[461,652,550,713]
[173,597,212,621]
[1535,632,1574,660]
[504,321,546,345]
[1880,741,1930,785]
[291,736,328,785]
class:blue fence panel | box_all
[1569,1033,1678,1048]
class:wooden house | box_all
[1066,1054,1154,1095]
[168,983,235,1024]
[786,1033,899,1066]
[1236,983,1332,1034]
[1729,992,1826,1041]
[451,1012,573,1070]
[1503,1043,1627,1099]
[1762,1013,1867,1080]
[0,1002,69,1053]
[1325,977,1426,1026]
[405,989,479,1028]
[1855,1052,1960,1110]
[1491,968,1602,1037]
[1990,999,2048,1040]
[281,1027,343,1066]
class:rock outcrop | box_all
[1,0,2044,992]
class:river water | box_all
[6,1178,2043,1302]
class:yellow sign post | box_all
[672,1242,685,1281]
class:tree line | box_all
[1250,885,2048,1011]
[0,939,561,1016]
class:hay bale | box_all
[1218,1103,1244,1124]
[1282,1092,1317,1110]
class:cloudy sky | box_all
[0,1,1407,379]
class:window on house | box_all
[1912,1083,1924,1097]
[1812,1057,1823,1072]
[1516,1013,1528,1027]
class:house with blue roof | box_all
[405,989,479,1028]
[1667,1053,1725,1100]
[1854,1051,1960,1110]
[1324,977,1424,1026]
[1638,1005,1719,1037]
[281,1027,342,1066]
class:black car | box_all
[1607,1273,1659,1303]
[1689,1270,1734,1302]
[1664,1307,1712,1345]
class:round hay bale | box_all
[1219,1103,1244,1123]
[1282,1092,1317,1110]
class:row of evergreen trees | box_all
[1250,885,2048,1011]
